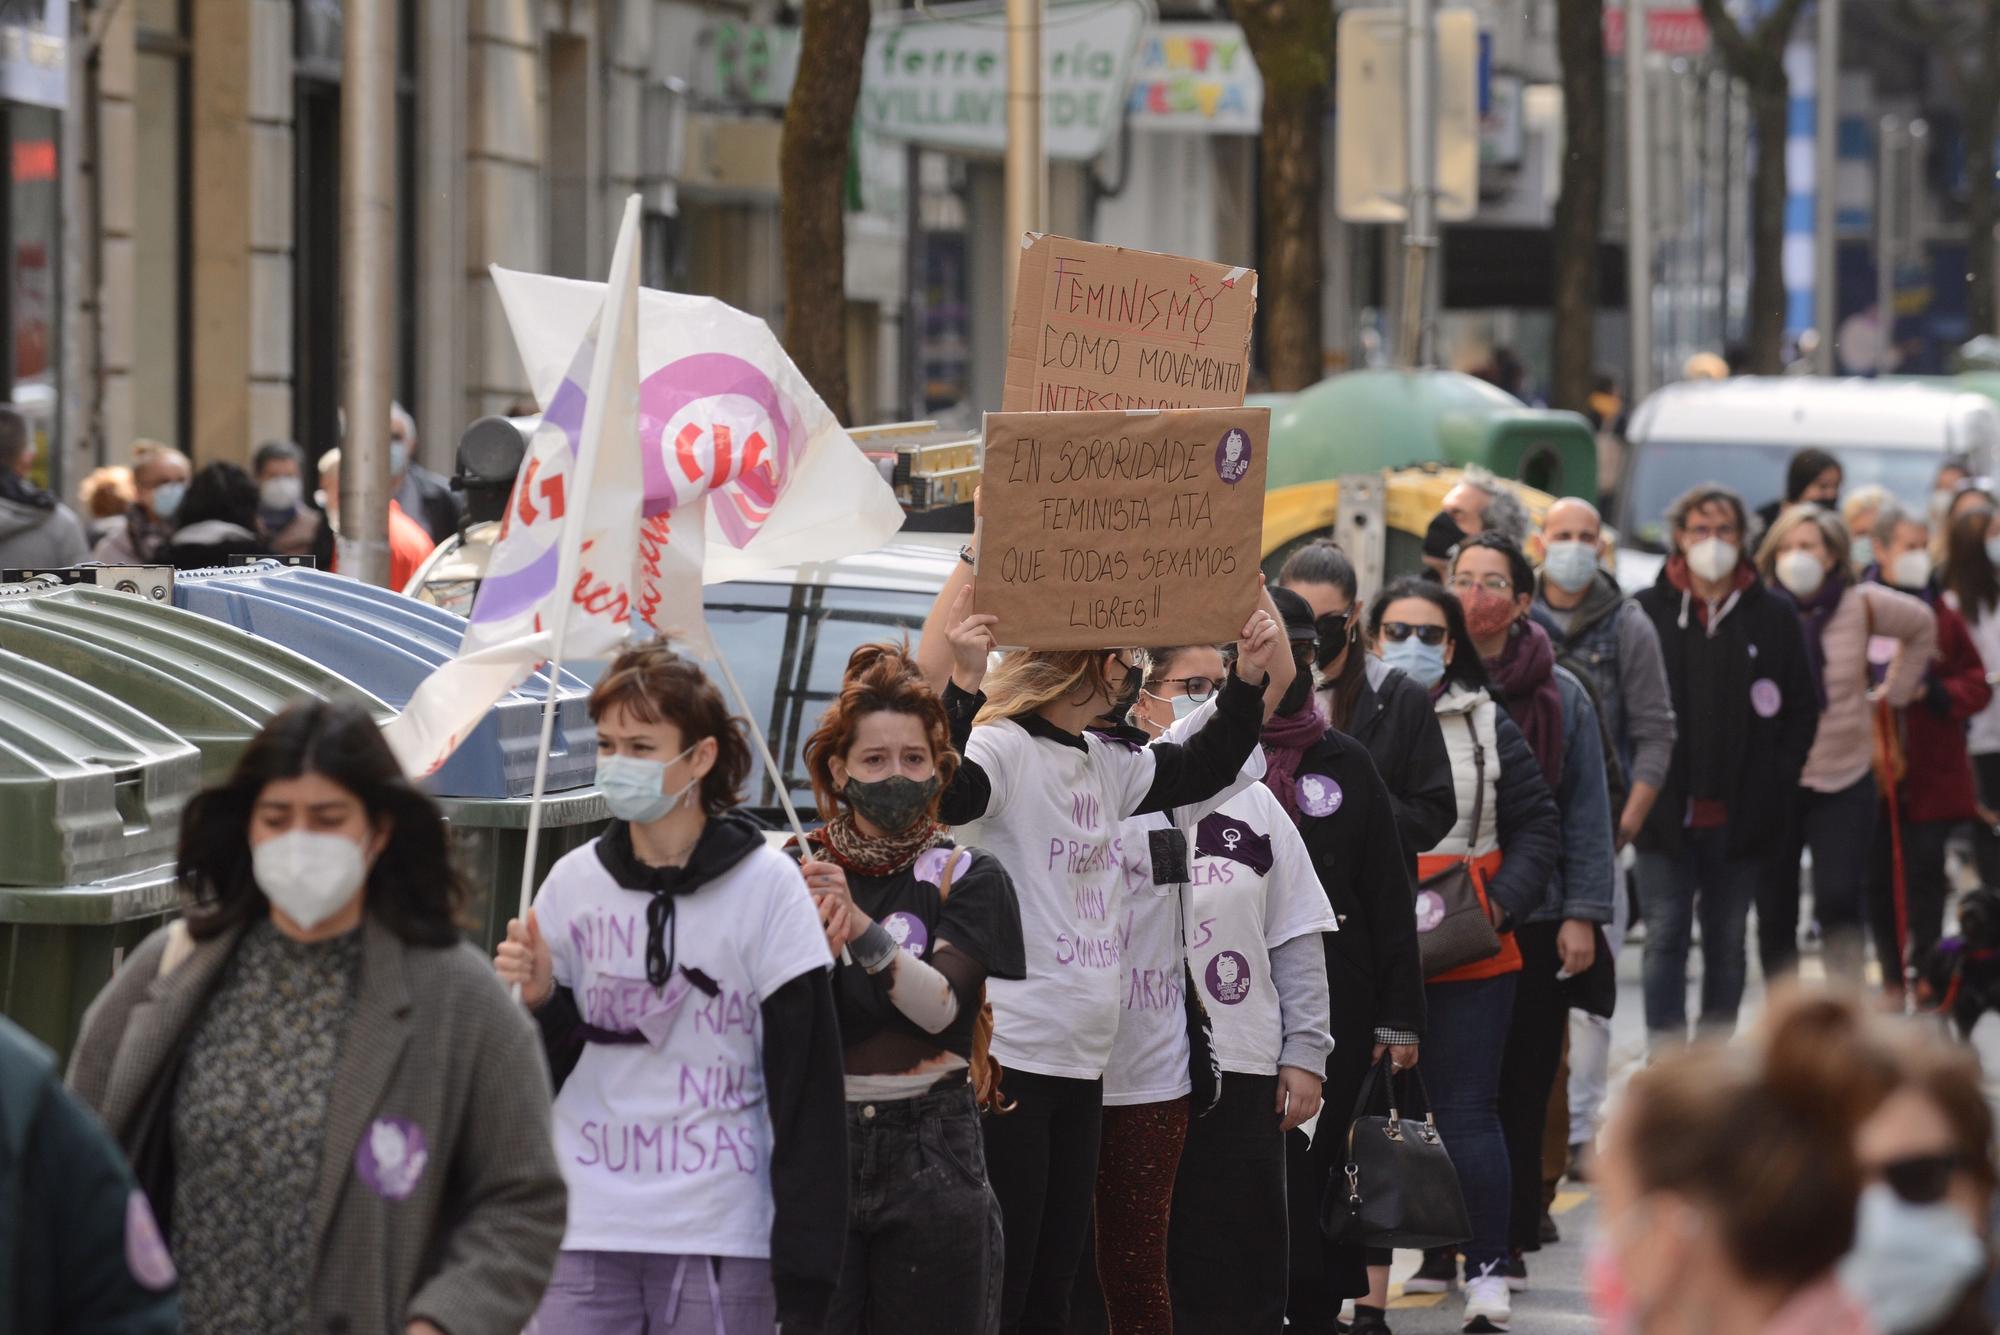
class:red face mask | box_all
[1457,586,1517,641]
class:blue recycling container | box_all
[172,563,597,799]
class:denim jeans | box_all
[1424,971,1519,1273]
[1636,826,1762,1042]
[826,1081,1003,1335]
[1798,774,1880,982]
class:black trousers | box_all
[1169,1073,1287,1335]
[1975,754,2000,891]
[1867,813,1954,987]
[826,1082,1005,1334]
[1759,792,1806,980]
[1286,973,1388,1331]
[982,1069,1104,1335]
[1498,920,1568,1254]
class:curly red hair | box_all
[802,642,960,823]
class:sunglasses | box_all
[1873,1151,1963,1205]
[1315,611,1353,646]
[1380,621,1448,647]
[1155,675,1221,703]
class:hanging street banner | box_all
[1125,23,1261,135]
[859,0,1150,161]
[975,407,1270,649]
[1005,234,1257,413]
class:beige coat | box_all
[68,915,567,1335]
[1800,581,1937,793]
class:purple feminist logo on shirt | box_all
[1415,890,1447,933]
[1205,950,1253,1005]
[1296,773,1344,818]
[1749,678,1782,719]
[912,846,968,886]
[1215,428,1253,485]
[355,1117,430,1202]
[882,911,930,957]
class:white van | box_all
[1614,378,2000,557]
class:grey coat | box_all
[68,915,568,1335]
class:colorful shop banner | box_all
[1125,22,1261,134]
[860,0,1150,161]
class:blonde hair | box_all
[1756,503,1851,579]
[1841,484,1891,536]
[78,465,134,518]
[974,649,1123,726]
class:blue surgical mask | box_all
[389,441,410,477]
[1851,535,1875,571]
[1541,540,1599,595]
[1170,693,1203,722]
[598,744,700,825]
[1838,1183,1986,1334]
[1381,637,1447,689]
[152,481,186,520]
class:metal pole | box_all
[1398,0,1436,368]
[340,0,397,586]
[1003,0,1043,319]
[1876,115,1900,377]
[1813,0,1840,375]
[1625,0,1653,400]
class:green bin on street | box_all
[0,865,180,1060]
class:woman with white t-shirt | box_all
[494,644,848,1334]
[1131,643,1336,1335]
[915,556,1292,1335]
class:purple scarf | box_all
[1788,569,1848,708]
[1261,702,1330,820]
[1485,620,1565,790]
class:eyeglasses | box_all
[1873,1151,1963,1205]
[1447,574,1514,596]
[1155,675,1221,703]
[1379,621,1448,647]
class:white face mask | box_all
[260,475,302,512]
[1892,549,1934,590]
[1838,1183,1987,1334]
[252,829,368,930]
[1542,539,1599,594]
[1776,548,1828,599]
[1683,536,1739,583]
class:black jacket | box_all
[1632,569,1819,859]
[1332,659,1458,871]
[1289,728,1426,1040]
[531,813,848,1329]
[1,1018,179,1333]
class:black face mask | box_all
[1278,669,1315,718]
[843,774,942,833]
[1313,612,1353,671]
[1422,509,1467,561]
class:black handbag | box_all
[1321,1054,1472,1252]
[1160,828,1222,1118]
[1417,713,1504,979]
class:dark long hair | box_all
[1944,505,2000,619]
[176,460,261,532]
[1367,576,1488,692]
[1280,539,1366,730]
[179,696,464,945]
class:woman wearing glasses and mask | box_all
[914,552,1293,1335]
[1364,577,1560,1334]
[1279,540,1457,870]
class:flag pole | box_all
[710,644,850,964]
[515,197,643,947]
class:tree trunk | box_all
[1550,0,1607,412]
[1968,110,1998,338]
[1233,0,1334,391]
[1747,78,1790,374]
[779,0,871,424]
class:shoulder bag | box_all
[1416,713,1504,978]
[1320,1052,1472,1251]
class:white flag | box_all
[382,198,645,778]
[486,267,907,656]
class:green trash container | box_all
[0,865,179,1061]
[0,648,202,886]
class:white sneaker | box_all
[1462,1263,1512,1333]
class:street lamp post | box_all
[340,0,397,586]
[1398,0,1437,368]
[1626,0,1654,402]
[1004,0,1044,322]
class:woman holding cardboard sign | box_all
[916,535,1293,1335]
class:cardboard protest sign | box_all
[1005,235,1258,413]
[975,407,1269,649]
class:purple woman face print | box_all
[1296,773,1343,818]
[1215,428,1253,485]
[355,1117,430,1202]
[1205,950,1252,1005]
[882,910,930,957]
[1414,890,1447,933]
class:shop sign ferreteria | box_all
[859,0,1150,161]
[1125,22,1261,135]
